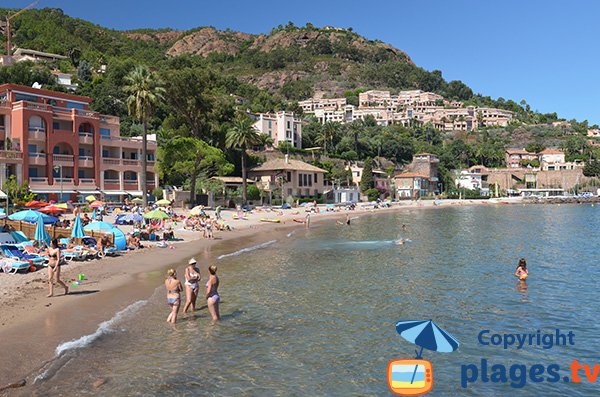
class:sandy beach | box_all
[0,199,490,394]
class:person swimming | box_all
[515,258,529,280]
[205,265,220,321]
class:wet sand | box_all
[0,199,489,394]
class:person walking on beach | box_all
[47,238,68,297]
[305,213,311,229]
[515,258,528,280]
[165,269,182,324]
[183,258,201,315]
[206,265,220,321]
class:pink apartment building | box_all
[0,84,159,202]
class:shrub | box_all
[365,188,380,201]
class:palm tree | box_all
[226,116,261,204]
[124,65,165,207]
[316,121,339,155]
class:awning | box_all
[102,190,128,195]
[30,189,77,194]
[76,190,102,195]
[0,190,6,199]
[126,191,144,197]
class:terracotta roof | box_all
[211,176,254,184]
[250,158,327,173]
[539,149,564,155]
[505,149,534,155]
[394,172,429,179]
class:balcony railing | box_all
[79,156,94,167]
[29,177,48,184]
[29,153,46,165]
[53,154,74,163]
[0,150,23,160]
[76,109,99,118]
[79,132,94,144]
[99,115,119,124]
[102,158,121,166]
[122,159,140,166]
[79,178,96,185]
[55,177,74,183]
[103,178,120,184]
[29,128,46,140]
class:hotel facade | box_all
[0,84,158,201]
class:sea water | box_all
[28,205,600,396]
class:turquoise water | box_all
[30,205,600,396]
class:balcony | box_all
[99,115,119,124]
[53,154,74,166]
[79,132,94,144]
[0,150,23,161]
[55,178,74,185]
[102,158,122,166]
[76,109,99,119]
[29,153,47,166]
[28,127,46,141]
[29,177,49,186]
[78,178,97,187]
[78,156,94,168]
[122,159,141,167]
[123,181,139,190]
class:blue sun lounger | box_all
[0,244,47,265]
[0,259,31,274]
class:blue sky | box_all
[5,0,600,124]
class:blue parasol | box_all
[84,221,116,232]
[395,319,460,384]
[71,214,85,238]
[9,209,58,224]
[34,215,51,244]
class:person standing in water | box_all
[515,258,528,280]
[183,258,201,315]
[46,238,68,297]
[206,265,220,321]
[165,269,182,324]
[305,213,311,229]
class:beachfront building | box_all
[50,70,79,91]
[253,112,303,149]
[249,155,327,201]
[505,149,538,168]
[455,165,490,194]
[394,173,431,198]
[394,153,441,198]
[0,84,159,202]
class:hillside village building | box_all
[0,84,158,202]
[299,89,513,131]
[253,111,303,149]
[394,153,440,198]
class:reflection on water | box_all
[27,205,600,396]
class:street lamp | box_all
[53,164,63,201]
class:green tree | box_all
[158,137,233,204]
[315,121,339,155]
[124,65,165,206]
[3,175,36,207]
[583,160,600,177]
[525,142,545,153]
[226,116,262,204]
[359,158,374,193]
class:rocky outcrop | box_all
[166,27,253,57]
[126,31,182,45]
[241,70,309,90]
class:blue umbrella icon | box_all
[395,320,459,384]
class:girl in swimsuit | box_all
[183,258,201,315]
[515,258,529,281]
[47,238,68,297]
[165,269,182,324]
[205,265,220,321]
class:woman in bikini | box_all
[165,269,182,324]
[515,258,529,281]
[47,238,68,297]
[183,258,201,315]
[206,265,220,321]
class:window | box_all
[78,170,85,178]
[308,174,312,186]
[303,174,308,187]
[314,173,318,184]
[287,121,291,129]
[268,120,272,128]
[66,101,85,110]
[53,121,60,130]
[287,172,291,182]
[15,93,37,102]
[28,144,37,154]
[299,173,303,187]
[102,150,109,158]
[28,167,38,177]
[100,128,111,139]
[79,148,85,156]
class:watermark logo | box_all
[389,320,460,395]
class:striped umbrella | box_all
[71,214,85,238]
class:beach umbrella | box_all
[395,320,460,357]
[84,221,117,232]
[143,209,170,220]
[189,205,204,216]
[71,214,85,239]
[90,200,104,208]
[38,205,68,214]
[131,197,143,204]
[25,200,48,208]
[56,203,69,209]
[34,216,51,244]
[395,320,460,386]
[155,199,171,206]
[9,209,58,224]
[85,195,96,202]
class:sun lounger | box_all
[0,258,31,274]
[0,244,47,265]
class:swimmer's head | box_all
[167,269,176,277]
[518,258,527,268]
[208,265,217,275]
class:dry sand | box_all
[0,199,490,393]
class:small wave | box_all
[287,231,296,237]
[217,240,277,260]
[55,300,147,356]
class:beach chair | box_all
[0,258,31,274]
[0,245,47,265]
